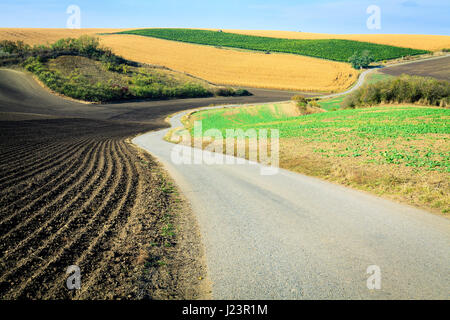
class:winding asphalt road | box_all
[1,54,449,299]
[133,110,450,299]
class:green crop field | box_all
[190,104,450,172]
[364,72,394,84]
[119,29,429,62]
[317,96,345,111]
[187,103,449,213]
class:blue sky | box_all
[0,0,449,35]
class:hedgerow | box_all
[342,75,450,108]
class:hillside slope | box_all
[100,34,358,92]
[221,29,450,51]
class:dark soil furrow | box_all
[0,140,88,189]
[0,140,57,158]
[0,139,84,180]
[0,142,50,165]
[0,138,89,192]
[0,139,117,298]
[0,139,107,259]
[0,141,70,172]
[5,140,124,299]
[0,140,97,221]
[0,140,105,251]
[42,141,138,299]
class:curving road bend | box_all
[320,53,450,99]
[1,56,449,299]
[133,110,450,300]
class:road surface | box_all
[133,110,450,299]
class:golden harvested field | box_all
[0,28,358,92]
[100,34,358,92]
[0,28,129,45]
[220,29,450,51]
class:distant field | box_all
[381,56,450,81]
[187,103,450,214]
[2,28,446,52]
[120,29,429,62]
[0,28,358,92]
[221,30,450,52]
[100,34,358,92]
[0,28,127,45]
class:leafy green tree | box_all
[349,50,375,69]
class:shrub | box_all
[235,88,252,96]
[0,49,9,57]
[50,36,102,56]
[348,50,375,69]
[297,103,307,113]
[292,95,308,107]
[214,87,251,97]
[1,36,133,69]
[23,56,44,73]
[308,100,320,108]
[0,40,31,54]
[342,75,450,108]
[178,83,213,98]
[216,87,235,96]
[103,62,129,73]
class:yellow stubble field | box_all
[100,34,358,92]
[0,28,129,45]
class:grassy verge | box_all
[132,148,209,299]
[118,29,429,62]
[365,72,394,84]
[185,103,450,214]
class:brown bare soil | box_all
[0,118,208,299]
[0,66,296,299]
[380,56,450,81]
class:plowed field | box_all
[0,118,205,299]
[0,67,295,299]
